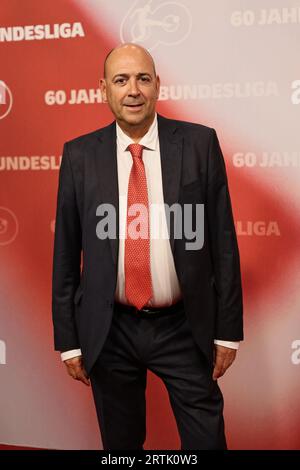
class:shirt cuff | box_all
[60,349,82,362]
[214,340,240,350]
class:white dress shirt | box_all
[61,114,239,361]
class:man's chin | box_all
[121,113,147,127]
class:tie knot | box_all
[128,143,144,159]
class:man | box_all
[52,43,243,450]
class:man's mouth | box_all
[124,103,144,108]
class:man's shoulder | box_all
[64,121,115,150]
[158,114,214,137]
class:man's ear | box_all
[155,75,161,99]
[99,78,107,102]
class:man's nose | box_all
[128,78,140,96]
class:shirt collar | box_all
[116,113,158,152]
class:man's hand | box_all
[212,345,237,381]
[64,356,90,386]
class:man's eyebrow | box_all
[112,72,152,80]
[112,73,128,80]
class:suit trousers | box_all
[89,302,227,450]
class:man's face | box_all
[100,47,160,129]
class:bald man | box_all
[52,43,243,450]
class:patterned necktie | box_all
[125,143,153,310]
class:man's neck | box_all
[117,114,156,143]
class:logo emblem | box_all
[0,81,13,120]
[0,207,19,246]
[120,0,192,50]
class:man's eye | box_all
[115,78,126,84]
[140,76,151,82]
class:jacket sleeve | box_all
[52,142,82,351]
[206,129,243,341]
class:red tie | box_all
[125,143,153,310]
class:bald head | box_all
[103,43,156,78]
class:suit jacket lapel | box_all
[95,121,119,267]
[157,114,183,254]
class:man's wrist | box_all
[214,340,239,350]
[60,349,82,361]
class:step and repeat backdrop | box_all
[0,0,299,450]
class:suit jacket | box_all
[52,113,243,376]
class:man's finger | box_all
[212,363,224,381]
[212,352,226,380]
[64,358,90,386]
[76,369,91,386]
[68,368,90,386]
[212,345,237,380]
